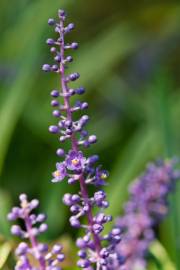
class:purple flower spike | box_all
[52,162,67,182]
[43,9,120,269]
[114,159,180,269]
[8,194,64,270]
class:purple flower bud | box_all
[50,47,57,53]
[66,56,73,62]
[46,38,55,45]
[81,102,88,110]
[48,18,55,26]
[15,242,29,256]
[72,194,81,203]
[54,54,61,62]
[67,23,75,32]
[51,90,59,97]
[52,64,58,71]
[52,244,63,254]
[19,193,27,201]
[78,250,87,259]
[93,223,103,234]
[71,42,78,49]
[58,9,66,18]
[70,216,81,228]
[36,213,46,223]
[42,64,51,72]
[51,100,59,107]
[57,253,65,262]
[63,193,72,206]
[75,87,85,95]
[39,223,48,233]
[49,125,59,134]
[30,199,39,209]
[76,238,87,249]
[80,115,89,125]
[11,225,22,236]
[88,135,97,144]
[77,259,90,268]
[68,72,80,82]
[87,155,99,164]
[56,148,65,157]
[53,110,61,117]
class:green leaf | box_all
[0,190,11,238]
[149,240,175,270]
[0,242,12,268]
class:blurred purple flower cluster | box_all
[114,159,180,270]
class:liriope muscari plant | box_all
[7,8,180,270]
[8,194,65,270]
[114,159,180,270]
[42,9,121,270]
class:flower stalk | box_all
[43,9,121,269]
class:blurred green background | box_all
[0,1,180,269]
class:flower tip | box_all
[58,9,66,18]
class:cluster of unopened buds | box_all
[7,8,180,270]
[8,194,64,270]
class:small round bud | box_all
[76,87,85,95]
[51,100,59,107]
[63,193,72,206]
[36,213,46,223]
[19,193,27,201]
[52,110,61,117]
[39,223,48,233]
[50,90,59,97]
[11,225,22,236]
[77,259,90,268]
[81,102,88,110]
[88,135,97,144]
[52,64,58,71]
[70,216,80,228]
[49,125,59,134]
[71,42,78,49]
[56,148,65,157]
[30,199,39,209]
[42,64,51,72]
[54,55,61,63]
[52,244,63,254]
[50,47,56,53]
[48,18,55,26]
[46,38,55,45]
[57,253,65,262]
[16,242,29,256]
[69,72,80,81]
[58,9,66,18]
[67,23,75,31]
[66,56,73,62]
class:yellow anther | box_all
[101,173,107,179]
[72,159,79,166]
[21,200,28,209]
[54,170,61,177]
